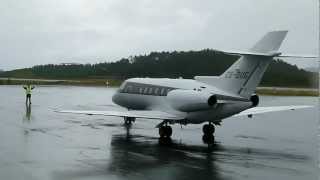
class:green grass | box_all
[1,78,318,96]
[0,78,123,86]
[256,88,319,96]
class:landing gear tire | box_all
[159,126,172,145]
[202,123,215,144]
[202,134,215,144]
[202,124,215,135]
[159,126,172,138]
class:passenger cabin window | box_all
[148,87,153,94]
[144,87,148,94]
[119,82,175,96]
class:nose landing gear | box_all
[124,117,135,126]
[202,123,215,144]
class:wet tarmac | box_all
[0,85,318,180]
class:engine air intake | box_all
[208,95,217,106]
[250,94,259,107]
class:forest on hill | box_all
[1,49,318,88]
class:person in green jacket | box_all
[23,84,35,104]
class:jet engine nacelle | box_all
[250,94,259,107]
[167,89,217,112]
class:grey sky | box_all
[0,0,318,70]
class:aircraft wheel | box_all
[124,120,131,125]
[202,134,215,144]
[159,126,166,137]
[159,126,172,137]
[165,126,172,137]
[202,124,215,135]
[159,136,172,145]
[124,117,135,126]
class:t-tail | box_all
[196,31,289,98]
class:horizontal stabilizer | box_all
[214,49,318,58]
[233,105,313,117]
[278,54,318,58]
[214,49,280,57]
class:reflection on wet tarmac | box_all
[23,103,32,122]
[51,133,223,180]
[110,132,314,179]
[51,130,313,180]
[108,134,222,180]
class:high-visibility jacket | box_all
[23,85,34,95]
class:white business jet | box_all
[58,31,315,143]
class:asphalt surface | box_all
[0,85,318,180]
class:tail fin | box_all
[250,31,288,53]
[197,31,288,98]
[220,31,287,98]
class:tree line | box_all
[2,49,318,88]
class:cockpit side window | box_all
[161,88,165,96]
[125,85,132,93]
[148,87,153,94]
[166,88,171,95]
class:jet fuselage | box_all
[112,78,252,124]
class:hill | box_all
[304,67,318,73]
[1,49,318,88]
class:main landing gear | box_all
[202,123,215,144]
[159,125,172,138]
[158,123,173,145]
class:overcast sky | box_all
[0,0,318,70]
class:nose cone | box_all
[112,92,128,108]
[112,92,120,105]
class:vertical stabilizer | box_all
[250,31,288,53]
[218,31,288,98]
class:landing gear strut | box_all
[202,123,215,144]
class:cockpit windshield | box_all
[119,81,127,90]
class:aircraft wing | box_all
[234,105,312,117]
[56,110,184,120]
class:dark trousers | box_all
[26,94,31,104]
